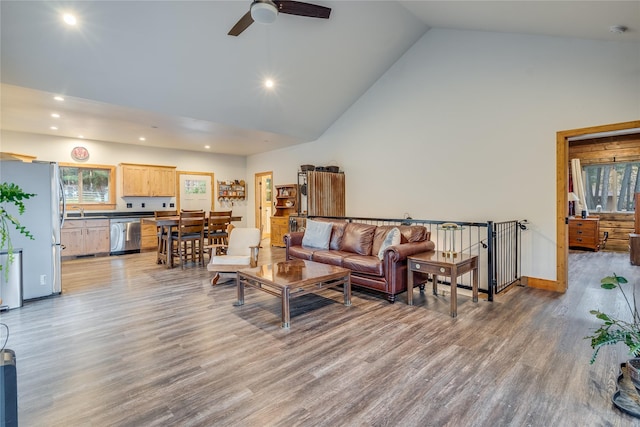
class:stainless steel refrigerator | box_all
[0,160,63,301]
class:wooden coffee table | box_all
[234,259,351,328]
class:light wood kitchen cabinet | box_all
[121,164,149,196]
[140,220,158,251]
[120,163,176,197]
[270,216,290,247]
[61,219,110,257]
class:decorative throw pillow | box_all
[302,219,333,249]
[378,227,401,260]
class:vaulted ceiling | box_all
[1,1,638,155]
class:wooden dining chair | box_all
[206,211,232,258]
[154,210,177,265]
[171,210,206,269]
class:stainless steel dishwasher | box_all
[110,218,141,254]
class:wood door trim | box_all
[255,171,273,233]
[555,120,640,293]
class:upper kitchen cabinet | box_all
[120,163,176,197]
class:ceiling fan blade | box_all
[228,11,254,36]
[275,1,331,19]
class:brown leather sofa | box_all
[284,219,435,302]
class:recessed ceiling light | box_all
[204,145,210,149]
[63,13,77,26]
[139,137,146,141]
[54,96,64,102]
[50,126,58,130]
[78,135,84,139]
[51,113,60,118]
[264,79,275,89]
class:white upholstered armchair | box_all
[207,227,261,285]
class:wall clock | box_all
[71,146,89,161]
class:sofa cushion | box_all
[377,227,401,260]
[372,226,395,254]
[312,250,352,266]
[342,255,384,277]
[340,223,376,255]
[302,219,333,249]
[314,218,348,250]
[398,225,428,243]
[288,245,316,260]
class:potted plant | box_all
[0,182,35,279]
[586,274,640,388]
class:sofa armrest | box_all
[284,231,305,259]
[385,240,436,263]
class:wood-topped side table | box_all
[407,251,478,317]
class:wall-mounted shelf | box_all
[218,180,245,201]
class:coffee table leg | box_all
[344,275,351,306]
[233,274,245,307]
[281,287,291,328]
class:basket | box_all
[300,164,315,172]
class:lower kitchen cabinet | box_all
[141,220,158,251]
[61,219,110,257]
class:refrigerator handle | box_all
[59,177,66,228]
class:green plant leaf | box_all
[1,182,36,280]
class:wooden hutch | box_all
[270,184,298,247]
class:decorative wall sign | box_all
[71,146,89,161]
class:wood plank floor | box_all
[2,247,640,426]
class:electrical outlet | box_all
[141,203,145,208]
[162,202,166,208]
[40,274,46,285]
[126,203,132,208]
[170,203,175,208]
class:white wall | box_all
[247,29,640,281]
[0,130,249,224]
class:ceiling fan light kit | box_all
[609,25,628,34]
[228,0,331,36]
[251,1,278,24]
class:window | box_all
[184,179,207,194]
[583,162,640,212]
[60,163,116,208]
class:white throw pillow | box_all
[302,219,333,249]
[378,227,401,260]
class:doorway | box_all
[176,171,215,212]
[556,120,640,292]
[254,171,273,241]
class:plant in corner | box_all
[585,273,640,390]
[0,182,36,279]
[586,274,640,364]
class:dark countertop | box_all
[65,211,154,219]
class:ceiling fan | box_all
[228,0,331,36]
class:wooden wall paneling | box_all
[636,193,639,234]
[307,171,345,217]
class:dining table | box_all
[142,215,242,268]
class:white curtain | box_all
[571,158,588,216]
